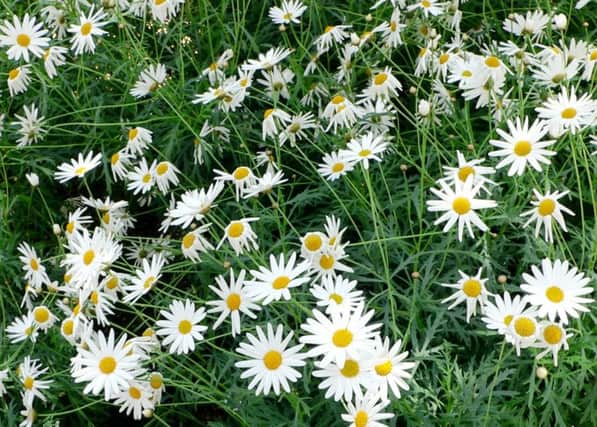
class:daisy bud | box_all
[400,164,408,172]
[411,271,421,279]
[582,22,588,28]
[143,409,154,418]
[350,33,360,46]
[223,260,231,269]
[498,275,507,284]
[365,14,372,22]
[278,24,286,32]
[409,86,417,95]
[553,14,567,30]
[536,366,548,379]
[52,224,62,236]
[418,100,431,117]
[25,173,39,187]
[429,28,437,38]
[467,144,474,151]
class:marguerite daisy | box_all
[156,299,207,355]
[0,14,49,62]
[440,268,490,323]
[54,151,103,183]
[520,189,575,243]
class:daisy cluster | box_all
[0,0,595,425]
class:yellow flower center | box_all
[66,222,75,234]
[8,68,20,80]
[340,359,360,377]
[358,149,372,158]
[319,254,335,270]
[545,286,564,303]
[30,258,39,271]
[324,25,335,33]
[142,173,152,184]
[23,376,34,390]
[263,350,283,370]
[128,386,141,399]
[105,276,119,290]
[90,291,99,305]
[227,221,244,238]
[74,166,87,176]
[457,166,475,182]
[62,319,74,335]
[83,249,95,266]
[543,325,562,345]
[332,328,353,348]
[421,0,431,7]
[226,293,241,310]
[156,162,169,176]
[560,107,577,119]
[233,166,250,180]
[354,410,369,427]
[128,128,139,140]
[331,95,345,105]
[462,70,472,77]
[264,108,274,119]
[418,47,427,58]
[142,328,155,337]
[17,33,31,47]
[80,22,92,36]
[111,152,120,165]
[332,162,345,173]
[25,326,34,336]
[178,319,192,334]
[99,356,117,374]
[272,276,291,290]
[143,275,156,289]
[485,56,500,68]
[537,199,556,216]
[182,233,196,249]
[513,140,532,156]
[102,211,110,224]
[374,359,393,376]
[503,314,513,326]
[390,21,397,32]
[374,73,388,86]
[150,373,163,389]
[329,293,343,304]
[304,233,323,251]
[514,317,535,337]
[439,53,450,64]
[452,197,471,215]
[33,307,50,323]
[283,12,292,20]
[462,279,482,297]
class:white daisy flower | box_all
[502,10,549,40]
[358,67,402,102]
[126,158,155,195]
[534,321,571,367]
[113,381,154,420]
[180,223,213,262]
[368,336,415,400]
[150,0,185,23]
[7,65,31,96]
[156,299,207,355]
[407,0,448,17]
[12,104,46,148]
[0,14,49,62]
[68,7,108,55]
[372,7,406,49]
[235,323,307,396]
[242,169,288,199]
[520,258,593,324]
[521,189,575,243]
[441,268,490,323]
[245,252,311,305]
[54,151,103,183]
[31,305,57,332]
[481,292,529,340]
[0,369,8,396]
[310,246,354,278]
[70,328,143,401]
[310,274,364,316]
[130,63,167,98]
[488,117,556,176]
[122,253,166,304]
[17,242,50,289]
[6,312,37,343]
[441,151,496,194]
[426,176,497,242]
[126,126,153,156]
[314,24,351,53]
[318,151,356,181]
[257,66,294,100]
[153,160,179,194]
[109,149,133,182]
[64,207,93,240]
[300,304,381,367]
[242,47,293,71]
[268,0,307,25]
[148,372,165,404]
[217,217,260,255]
[261,107,292,141]
[19,356,53,406]
[312,357,372,402]
[42,46,67,78]
[168,181,225,229]
[321,94,363,133]
[507,313,540,355]
[535,86,596,136]
[340,132,389,170]
[278,112,317,146]
[214,165,257,201]
[207,269,260,337]
[341,391,394,427]
[300,231,328,259]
